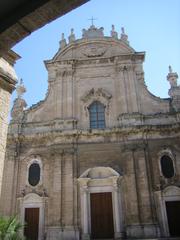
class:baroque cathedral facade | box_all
[1,24,180,240]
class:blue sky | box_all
[13,0,180,108]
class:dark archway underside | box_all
[0,0,89,57]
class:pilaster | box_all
[78,178,90,240]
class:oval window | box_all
[28,163,40,186]
[160,155,174,178]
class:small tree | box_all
[0,216,25,240]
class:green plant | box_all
[0,216,25,240]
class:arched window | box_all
[160,155,174,178]
[28,163,40,186]
[89,101,105,129]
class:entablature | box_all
[7,120,180,147]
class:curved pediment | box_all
[163,186,180,197]
[23,193,43,202]
[51,38,135,62]
[79,167,120,179]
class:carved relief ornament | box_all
[81,88,112,116]
[82,45,107,57]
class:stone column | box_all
[82,188,89,237]
[0,144,17,215]
[78,178,90,240]
[112,176,124,239]
[0,51,19,200]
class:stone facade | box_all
[1,25,180,240]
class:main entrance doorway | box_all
[24,208,39,240]
[166,201,180,237]
[90,192,114,239]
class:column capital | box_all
[110,175,123,190]
[77,177,90,188]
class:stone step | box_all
[125,238,180,240]
[158,238,180,240]
[92,238,180,240]
[125,239,158,240]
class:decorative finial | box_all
[16,78,26,98]
[68,28,75,43]
[169,65,172,73]
[167,66,180,111]
[60,33,67,49]
[167,65,178,88]
[121,26,129,45]
[11,78,27,120]
[111,24,118,39]
[121,27,125,34]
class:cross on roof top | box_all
[88,16,97,26]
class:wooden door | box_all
[24,208,39,240]
[90,192,114,239]
[166,201,180,237]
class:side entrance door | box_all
[166,201,180,237]
[90,192,114,239]
[24,208,39,240]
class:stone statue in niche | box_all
[82,44,107,57]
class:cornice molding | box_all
[6,123,180,146]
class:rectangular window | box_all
[89,101,105,129]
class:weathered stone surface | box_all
[1,25,180,240]
[0,50,19,201]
